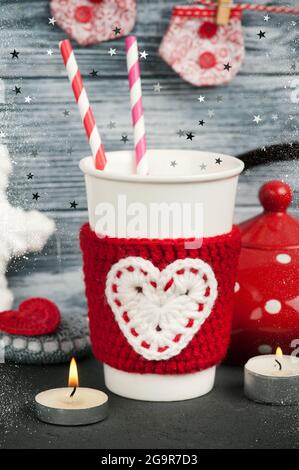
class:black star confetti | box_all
[200,163,207,171]
[113,26,121,35]
[32,192,40,200]
[27,173,34,180]
[31,150,38,158]
[257,31,266,39]
[121,135,129,144]
[10,49,19,59]
[70,200,78,209]
[14,86,21,95]
[198,120,205,126]
[170,161,177,167]
[223,63,232,71]
[63,110,70,117]
[89,69,99,78]
[215,157,222,165]
[186,132,194,141]
[177,129,185,137]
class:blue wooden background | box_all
[0,0,298,306]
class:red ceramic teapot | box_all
[227,180,299,364]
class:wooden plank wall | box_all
[0,0,298,291]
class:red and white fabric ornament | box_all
[159,5,245,87]
[50,0,136,46]
[159,1,299,87]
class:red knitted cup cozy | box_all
[80,223,241,375]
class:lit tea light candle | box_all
[244,347,299,405]
[35,358,108,425]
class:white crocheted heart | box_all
[106,257,218,361]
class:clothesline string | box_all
[194,0,299,14]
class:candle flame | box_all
[276,347,283,357]
[68,357,79,388]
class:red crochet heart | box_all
[0,298,61,336]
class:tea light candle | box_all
[244,347,299,405]
[35,358,108,425]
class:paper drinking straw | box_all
[125,36,148,175]
[59,39,107,171]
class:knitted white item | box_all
[0,145,55,310]
[106,257,218,361]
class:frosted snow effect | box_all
[0,144,55,310]
[0,339,5,363]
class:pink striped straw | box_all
[125,36,148,175]
[59,39,107,171]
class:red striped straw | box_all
[59,39,107,171]
[125,36,148,175]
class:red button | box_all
[75,5,93,23]
[198,52,217,69]
[198,22,218,39]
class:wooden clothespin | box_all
[216,0,233,26]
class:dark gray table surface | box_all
[0,357,298,449]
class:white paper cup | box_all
[80,149,244,401]
[80,149,244,239]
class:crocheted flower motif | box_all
[159,9,244,86]
[50,0,136,46]
[106,257,218,361]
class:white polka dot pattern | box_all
[258,344,272,354]
[234,282,240,293]
[250,307,263,320]
[265,299,282,314]
[276,254,291,264]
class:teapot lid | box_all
[239,180,299,250]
